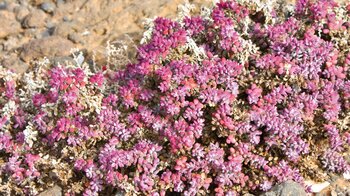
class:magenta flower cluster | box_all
[2,0,350,195]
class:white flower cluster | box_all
[23,123,38,148]
[177,0,196,22]
[140,17,156,45]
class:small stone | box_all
[41,28,54,38]
[22,10,47,28]
[0,11,21,38]
[39,185,62,196]
[63,15,71,22]
[261,180,306,196]
[46,21,55,28]
[20,36,75,62]
[23,28,37,38]
[68,33,84,44]
[40,2,55,13]
[5,2,18,12]
[35,31,44,39]
[56,0,65,6]
[0,1,7,10]
[53,21,83,38]
[1,54,29,74]
[14,6,30,22]
[2,35,21,52]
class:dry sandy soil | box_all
[0,0,211,74]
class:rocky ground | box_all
[1,0,350,195]
[0,0,209,74]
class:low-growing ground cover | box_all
[2,0,350,195]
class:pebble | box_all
[43,27,55,38]
[14,6,30,22]
[41,2,56,13]
[46,21,55,28]
[0,11,22,39]
[56,0,65,6]
[38,185,62,196]
[53,21,83,38]
[1,54,29,75]
[261,180,306,196]
[0,1,7,10]
[63,16,71,22]
[22,10,47,28]
[20,36,75,62]
[68,33,84,44]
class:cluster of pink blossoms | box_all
[2,0,350,195]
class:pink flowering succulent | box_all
[2,0,350,195]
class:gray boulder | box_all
[39,185,62,196]
[260,180,306,196]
